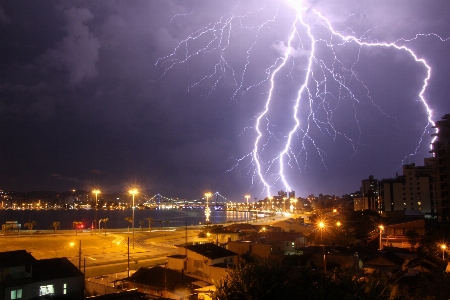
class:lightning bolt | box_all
[157,1,448,198]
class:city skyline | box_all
[1,1,450,200]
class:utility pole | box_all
[127,237,130,278]
[78,240,82,270]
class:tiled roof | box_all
[242,231,304,243]
[33,257,83,281]
[407,253,447,270]
[185,243,237,259]
[128,266,199,290]
[363,251,405,269]
[167,254,187,259]
[0,250,36,268]
[224,223,256,231]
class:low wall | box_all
[85,280,121,296]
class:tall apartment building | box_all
[378,160,433,215]
[288,190,295,199]
[361,175,379,211]
[430,114,450,222]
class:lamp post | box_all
[245,195,250,222]
[379,225,384,250]
[205,193,211,222]
[318,221,326,274]
[318,221,325,242]
[129,189,138,249]
[441,244,446,260]
[92,189,100,234]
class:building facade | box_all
[431,114,450,222]
[379,160,433,215]
[0,250,84,300]
[361,175,379,211]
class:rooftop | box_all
[0,250,36,269]
[185,243,237,260]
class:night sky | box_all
[1,0,450,201]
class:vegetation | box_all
[213,259,390,300]
[100,218,109,236]
[124,217,132,233]
[405,229,420,252]
[24,221,36,234]
[165,220,170,230]
[146,217,154,232]
[72,221,83,236]
[51,221,60,234]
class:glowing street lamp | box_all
[379,225,384,250]
[245,195,250,223]
[441,244,447,260]
[245,195,250,209]
[92,189,100,234]
[318,221,325,242]
[129,189,138,249]
[318,221,326,274]
[205,193,211,222]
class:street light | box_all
[318,221,326,274]
[129,189,138,249]
[92,189,100,234]
[205,193,211,222]
[245,195,250,223]
[318,221,325,242]
[441,244,446,260]
[379,225,384,250]
[245,195,250,209]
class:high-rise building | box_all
[379,160,433,215]
[361,175,378,211]
[379,177,404,213]
[288,190,295,199]
[430,114,450,222]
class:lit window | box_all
[63,283,67,295]
[11,289,22,299]
[39,285,54,296]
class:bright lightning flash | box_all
[156,1,447,198]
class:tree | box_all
[158,220,163,229]
[405,229,420,252]
[24,221,36,234]
[73,221,82,236]
[101,218,109,236]
[139,220,144,231]
[51,221,60,234]
[213,260,391,300]
[346,209,381,242]
[146,217,154,232]
[165,220,171,230]
[124,217,132,233]
[209,225,224,245]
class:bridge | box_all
[143,192,291,213]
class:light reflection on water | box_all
[0,208,253,230]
